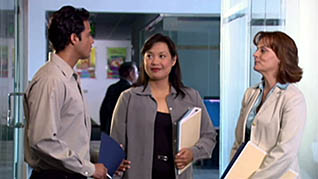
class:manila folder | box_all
[224,141,267,179]
[280,169,298,179]
[176,107,202,175]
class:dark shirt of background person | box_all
[99,62,138,134]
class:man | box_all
[24,6,107,179]
[100,62,138,134]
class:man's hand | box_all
[93,163,108,179]
[174,148,194,169]
[115,159,131,176]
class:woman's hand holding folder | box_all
[114,159,131,176]
[174,148,193,169]
[114,144,131,176]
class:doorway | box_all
[0,0,27,178]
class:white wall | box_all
[286,1,318,178]
[28,0,221,79]
[82,40,131,124]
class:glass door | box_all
[0,0,27,178]
[220,0,251,174]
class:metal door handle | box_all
[7,92,25,128]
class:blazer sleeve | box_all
[251,91,307,179]
[190,90,217,161]
[110,91,130,150]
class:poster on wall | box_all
[107,47,126,79]
[0,46,9,78]
[76,47,96,78]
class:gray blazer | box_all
[111,84,217,179]
[231,83,306,179]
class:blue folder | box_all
[98,132,126,177]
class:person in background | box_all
[231,31,306,178]
[99,62,138,135]
[110,33,217,179]
[24,6,108,179]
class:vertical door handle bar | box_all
[7,92,25,128]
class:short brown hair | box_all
[253,31,302,83]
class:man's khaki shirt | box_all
[24,53,95,176]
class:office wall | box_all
[286,0,318,178]
[160,17,220,97]
[28,0,221,80]
[177,30,220,98]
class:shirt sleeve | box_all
[250,91,306,179]
[190,90,217,161]
[26,78,95,176]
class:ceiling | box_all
[46,11,159,40]
[46,11,220,41]
[91,12,158,40]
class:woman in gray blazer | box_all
[111,33,217,179]
[231,31,306,178]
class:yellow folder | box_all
[223,141,267,179]
[222,141,298,179]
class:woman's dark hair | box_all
[48,6,89,53]
[253,31,302,83]
[136,33,185,97]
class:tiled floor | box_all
[1,166,219,179]
[0,140,13,179]
[0,166,12,179]
[194,168,219,179]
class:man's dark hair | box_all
[136,33,186,98]
[48,6,90,53]
[119,62,136,78]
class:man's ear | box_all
[128,70,134,80]
[70,33,79,45]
